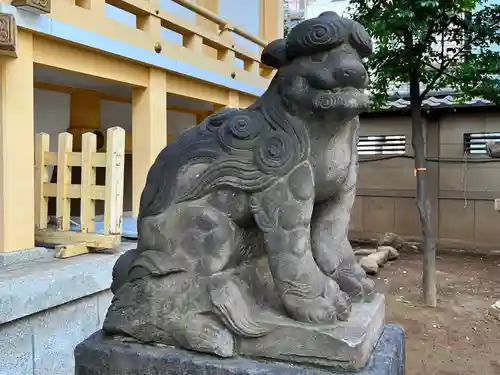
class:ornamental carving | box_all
[11,0,51,15]
[0,13,17,57]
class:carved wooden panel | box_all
[0,13,17,57]
[11,0,50,15]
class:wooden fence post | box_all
[34,128,124,257]
[34,133,50,230]
[104,127,125,235]
[80,132,97,233]
[56,133,73,231]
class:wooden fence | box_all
[34,127,125,258]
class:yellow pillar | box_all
[132,68,167,216]
[0,30,35,252]
[260,0,284,42]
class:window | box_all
[463,132,500,154]
[357,135,406,155]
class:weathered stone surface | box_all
[489,300,500,320]
[0,246,54,268]
[377,246,399,261]
[486,141,500,158]
[354,248,377,256]
[0,242,133,325]
[32,294,99,375]
[102,10,380,368]
[0,319,33,375]
[74,324,405,375]
[359,257,379,275]
[0,289,113,375]
[358,246,399,275]
[238,294,385,369]
[377,232,417,253]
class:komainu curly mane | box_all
[138,95,310,220]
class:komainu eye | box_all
[310,52,328,63]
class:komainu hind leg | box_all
[113,199,239,290]
[106,198,270,357]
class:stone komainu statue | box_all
[104,11,375,358]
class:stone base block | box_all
[74,324,405,375]
[239,293,386,369]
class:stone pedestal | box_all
[74,324,405,375]
[238,293,386,369]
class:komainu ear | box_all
[261,39,289,69]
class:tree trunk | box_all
[410,78,437,307]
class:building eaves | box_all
[382,95,493,110]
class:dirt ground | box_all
[373,251,500,375]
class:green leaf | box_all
[348,0,500,106]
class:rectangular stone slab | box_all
[239,293,385,370]
[74,324,404,375]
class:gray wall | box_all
[0,246,132,375]
[1,290,112,375]
[350,110,500,251]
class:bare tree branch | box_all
[420,43,468,98]
[422,60,459,81]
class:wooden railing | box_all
[56,0,274,81]
[169,0,267,47]
[104,0,273,79]
[34,127,126,258]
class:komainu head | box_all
[261,11,373,124]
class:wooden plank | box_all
[43,184,105,200]
[218,48,235,66]
[81,133,97,233]
[244,60,260,76]
[183,33,204,53]
[56,133,73,231]
[44,151,106,167]
[34,133,50,230]
[104,127,125,235]
[35,229,121,248]
[55,243,90,259]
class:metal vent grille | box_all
[357,135,406,155]
[464,132,500,154]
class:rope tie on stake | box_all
[413,167,427,177]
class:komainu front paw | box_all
[281,278,352,324]
[333,262,375,303]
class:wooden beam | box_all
[227,90,240,108]
[36,229,121,248]
[34,81,218,116]
[55,243,90,259]
[33,36,149,87]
